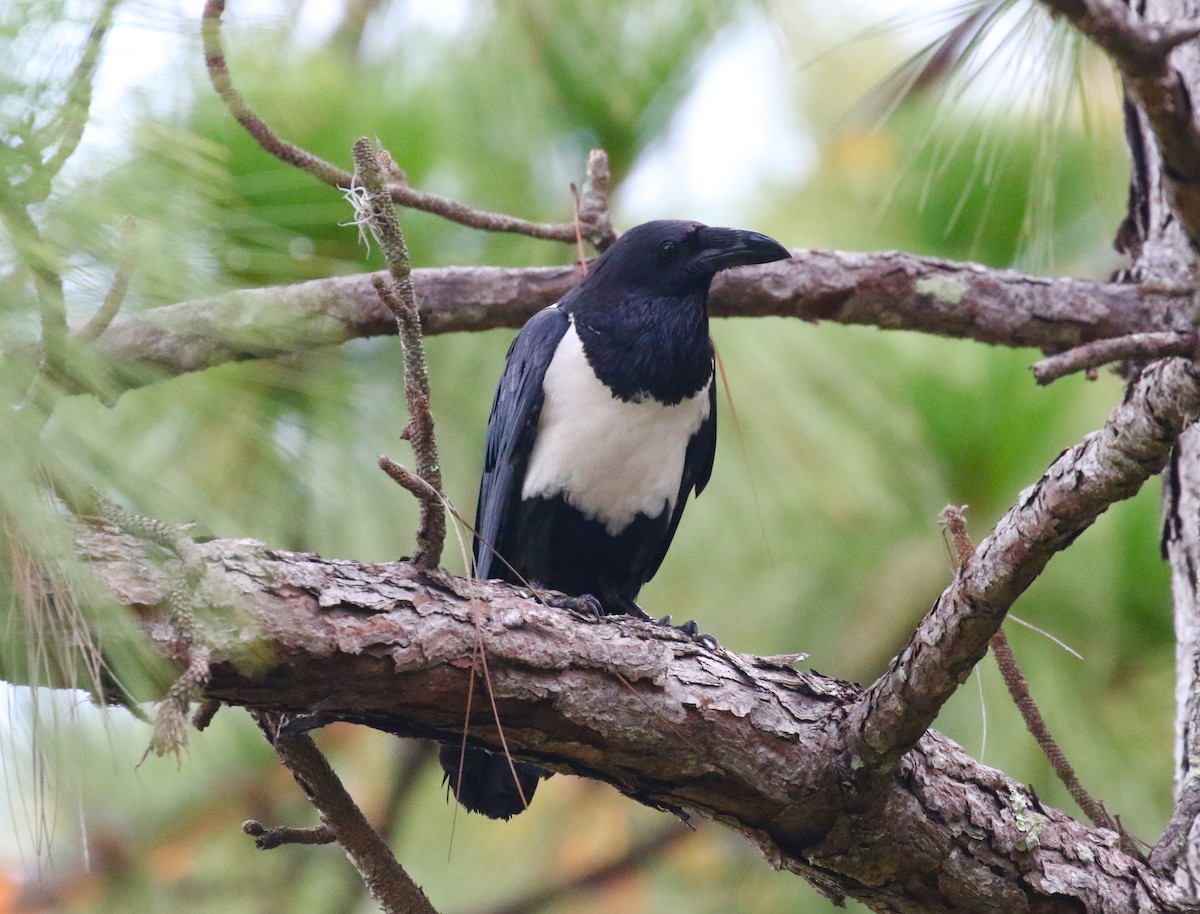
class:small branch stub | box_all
[243,820,335,850]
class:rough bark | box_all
[17,2,1200,909]
[1056,0,1200,888]
[67,350,1200,913]
[75,523,1196,914]
[72,252,1195,394]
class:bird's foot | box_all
[551,595,719,648]
[658,614,720,649]
[546,592,605,621]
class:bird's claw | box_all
[657,614,719,648]
[694,631,721,650]
[659,615,699,636]
[548,592,605,621]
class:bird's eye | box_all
[658,240,680,263]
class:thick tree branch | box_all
[850,358,1200,768]
[1041,0,1200,252]
[1102,0,1200,889]
[1158,424,1200,885]
[74,252,1194,395]
[72,523,1195,914]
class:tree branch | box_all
[78,216,138,342]
[255,715,439,914]
[1041,0,1200,252]
[350,137,445,567]
[849,358,1200,769]
[72,523,1198,914]
[243,819,335,849]
[1097,0,1200,889]
[575,149,617,252]
[1032,330,1197,384]
[31,0,119,194]
[200,0,584,244]
[1157,424,1200,885]
[74,252,1195,396]
[939,506,1121,838]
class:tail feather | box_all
[438,743,548,820]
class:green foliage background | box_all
[0,2,1166,912]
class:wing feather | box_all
[474,307,570,581]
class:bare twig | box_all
[200,0,359,188]
[851,358,1200,769]
[200,0,584,243]
[1,202,68,381]
[992,630,1128,837]
[324,742,437,914]
[243,819,335,850]
[254,713,439,914]
[31,0,119,194]
[939,506,1121,836]
[79,216,138,342]
[938,504,975,565]
[378,455,441,505]
[377,454,447,567]
[351,138,444,567]
[1033,330,1197,384]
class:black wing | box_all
[634,370,718,586]
[474,306,570,581]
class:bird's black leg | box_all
[601,593,656,622]
[551,592,720,649]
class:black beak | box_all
[692,226,791,274]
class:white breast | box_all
[521,322,711,535]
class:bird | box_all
[440,219,791,819]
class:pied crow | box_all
[441,219,791,819]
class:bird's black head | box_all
[581,220,791,298]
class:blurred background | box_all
[0,1,1162,912]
